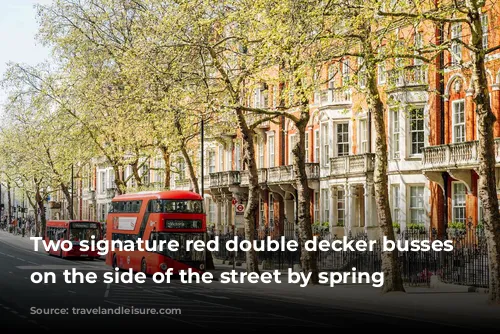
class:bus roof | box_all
[112,190,203,201]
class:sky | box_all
[0,0,52,104]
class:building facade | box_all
[48,5,500,240]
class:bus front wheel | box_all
[141,258,147,275]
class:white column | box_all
[216,200,222,234]
[329,186,337,233]
[348,184,358,233]
[364,182,373,230]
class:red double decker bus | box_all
[105,190,207,275]
[45,220,103,259]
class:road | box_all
[0,235,493,332]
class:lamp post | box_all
[71,164,74,220]
[200,116,204,196]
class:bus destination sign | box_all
[165,220,202,229]
[71,222,99,229]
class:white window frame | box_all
[314,129,320,163]
[408,107,425,156]
[358,57,366,88]
[336,122,350,157]
[268,134,275,168]
[218,146,224,171]
[451,23,462,66]
[268,193,275,228]
[321,188,329,223]
[321,122,330,166]
[481,13,488,50]
[235,144,241,171]
[452,182,466,223]
[408,185,425,225]
[342,59,350,84]
[328,65,336,89]
[99,171,106,193]
[337,188,345,226]
[358,119,368,154]
[208,150,216,173]
[254,88,262,108]
[288,134,296,165]
[391,185,400,224]
[452,99,466,143]
[391,108,400,159]
[258,138,264,168]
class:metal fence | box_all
[210,226,489,288]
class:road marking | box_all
[192,299,243,310]
[104,283,110,298]
[19,315,27,319]
[11,310,18,314]
[28,320,37,324]
[9,272,13,274]
[68,290,76,294]
[193,293,230,299]
[7,254,14,258]
[16,257,26,262]
[112,284,135,289]
[0,252,5,255]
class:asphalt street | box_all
[0,235,492,332]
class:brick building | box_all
[51,4,500,240]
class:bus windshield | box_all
[149,199,203,214]
[69,222,100,241]
[153,232,205,262]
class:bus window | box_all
[148,199,204,213]
[156,232,204,262]
[70,223,100,241]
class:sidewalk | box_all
[0,229,42,251]
[206,266,500,329]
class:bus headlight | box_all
[199,264,205,270]
[160,263,168,271]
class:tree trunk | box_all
[174,110,200,193]
[113,166,127,195]
[35,186,46,237]
[7,182,11,224]
[26,193,38,236]
[366,58,405,293]
[293,110,319,284]
[181,147,200,194]
[60,183,73,219]
[131,160,143,188]
[161,146,171,189]
[468,9,500,303]
[236,107,260,273]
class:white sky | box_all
[0,0,52,104]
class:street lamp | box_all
[200,115,204,196]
